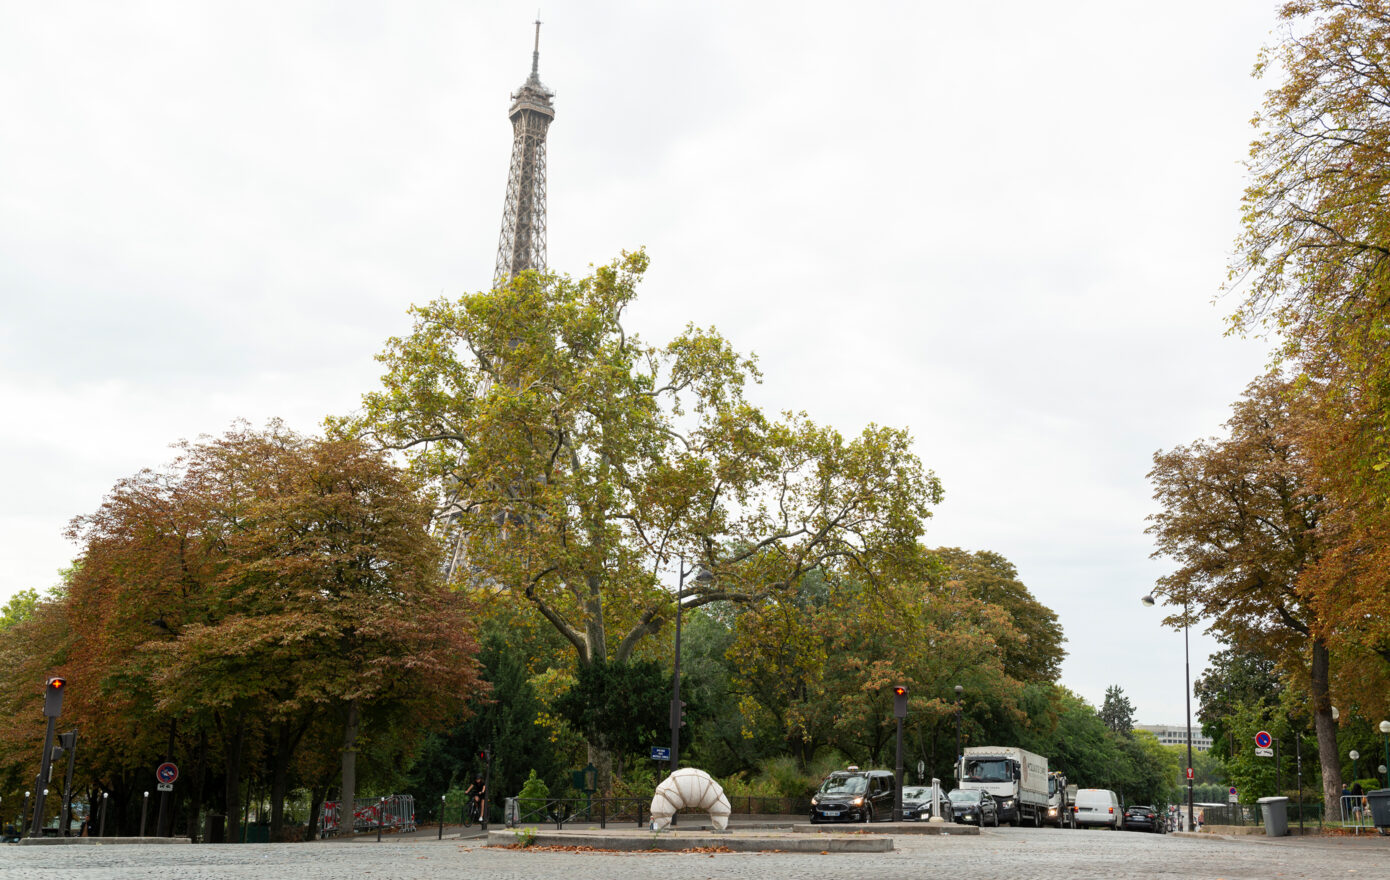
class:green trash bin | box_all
[1257,796,1289,836]
[1366,790,1390,829]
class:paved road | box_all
[3,825,1385,879]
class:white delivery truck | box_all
[957,746,1050,827]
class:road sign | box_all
[650,746,670,761]
[1255,747,1274,757]
[1255,730,1272,749]
[157,782,173,792]
[156,762,179,784]
[1228,786,1238,804]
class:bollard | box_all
[99,792,108,837]
[439,794,444,840]
[376,797,384,842]
[140,791,149,837]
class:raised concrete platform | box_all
[794,820,978,836]
[487,827,894,852]
[19,836,192,846]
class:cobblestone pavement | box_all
[2,826,1386,879]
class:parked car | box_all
[900,785,953,822]
[1122,805,1161,832]
[809,767,896,823]
[1073,788,1122,829]
[947,788,999,826]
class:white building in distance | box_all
[1134,724,1213,752]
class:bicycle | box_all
[462,796,484,827]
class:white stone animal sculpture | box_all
[648,768,731,831]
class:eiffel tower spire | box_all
[493,18,555,288]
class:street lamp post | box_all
[953,685,963,778]
[1380,720,1390,788]
[670,561,713,776]
[1143,593,1195,832]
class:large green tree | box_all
[346,253,941,780]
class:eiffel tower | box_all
[443,21,555,582]
[493,19,554,288]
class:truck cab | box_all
[957,746,1049,827]
[1046,772,1072,827]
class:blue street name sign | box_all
[650,747,670,761]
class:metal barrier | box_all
[1339,794,1373,834]
[319,795,417,836]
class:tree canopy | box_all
[346,252,943,672]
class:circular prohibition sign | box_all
[1254,730,1272,749]
[156,762,179,785]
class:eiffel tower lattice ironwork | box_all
[443,21,556,583]
[493,18,555,289]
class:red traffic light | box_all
[47,677,65,689]
[892,686,907,697]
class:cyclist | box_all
[464,775,487,824]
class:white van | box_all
[1072,789,1121,829]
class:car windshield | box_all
[901,787,931,800]
[948,790,981,804]
[962,759,1012,783]
[1048,778,1059,796]
[819,776,867,796]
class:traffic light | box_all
[478,748,489,764]
[892,685,908,719]
[43,676,66,718]
[670,699,686,729]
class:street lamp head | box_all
[954,684,963,697]
[1350,749,1360,761]
[1380,720,1390,734]
[1141,594,1156,607]
[1332,706,1339,721]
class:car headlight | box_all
[1048,808,1058,816]
[851,797,864,806]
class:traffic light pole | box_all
[59,732,77,836]
[29,715,57,837]
[893,715,904,822]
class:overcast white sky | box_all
[1,1,1282,728]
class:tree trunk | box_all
[183,730,207,842]
[222,721,244,844]
[339,701,360,836]
[588,742,613,796]
[269,724,291,840]
[306,785,325,841]
[1310,637,1343,821]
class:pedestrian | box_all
[1351,782,1365,822]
